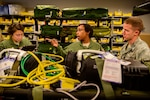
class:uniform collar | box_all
[9,38,22,46]
[79,39,94,48]
[122,37,141,54]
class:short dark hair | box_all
[8,23,24,35]
[78,23,93,38]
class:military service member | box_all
[46,23,104,57]
[120,17,150,61]
[0,23,32,51]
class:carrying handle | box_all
[77,49,105,61]
[76,49,105,74]
[0,48,27,61]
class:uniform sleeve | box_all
[0,33,3,42]
[53,44,67,57]
[99,44,105,51]
[137,47,150,61]
[27,40,32,45]
[23,37,32,46]
[0,42,5,51]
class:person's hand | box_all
[45,38,59,47]
[51,38,59,47]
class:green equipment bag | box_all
[40,25,62,39]
[60,27,76,41]
[62,7,87,18]
[34,5,60,18]
[62,7,108,18]
[84,8,109,18]
[93,26,111,38]
[141,60,150,73]
[37,42,54,53]
[37,42,70,53]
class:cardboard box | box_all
[140,33,150,47]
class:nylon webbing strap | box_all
[32,85,43,100]
[142,60,150,73]
[0,87,4,95]
[95,58,115,100]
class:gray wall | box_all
[2,0,150,33]
[2,0,145,12]
[139,14,150,33]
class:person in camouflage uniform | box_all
[120,17,150,61]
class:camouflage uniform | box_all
[120,37,150,61]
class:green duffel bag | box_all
[37,42,70,53]
[62,7,87,18]
[141,60,150,73]
[60,27,73,37]
[34,5,60,18]
[41,25,62,39]
[84,8,109,18]
[93,26,111,38]
[62,7,108,18]
[37,42,54,53]
[60,27,76,40]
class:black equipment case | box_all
[120,60,150,90]
[65,51,150,91]
[1,50,150,100]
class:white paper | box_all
[103,52,118,60]
[102,59,122,84]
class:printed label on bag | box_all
[102,59,122,83]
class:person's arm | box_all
[54,44,68,57]
[23,37,32,45]
[0,42,5,51]
[137,47,150,61]
[46,38,67,57]
[99,44,105,51]
[0,33,4,42]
